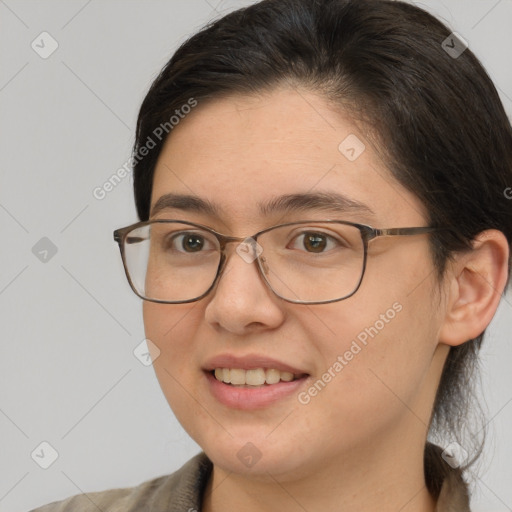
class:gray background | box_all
[1,1,511,511]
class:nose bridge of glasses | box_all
[216,232,266,269]
[218,233,248,249]
[209,233,273,297]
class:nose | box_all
[203,241,285,335]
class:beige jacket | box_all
[30,451,470,511]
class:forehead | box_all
[150,87,426,228]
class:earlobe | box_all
[439,229,510,347]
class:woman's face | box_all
[143,87,449,479]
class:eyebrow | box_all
[150,191,375,219]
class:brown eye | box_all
[303,233,327,253]
[167,231,214,253]
[289,231,342,254]
[181,234,204,252]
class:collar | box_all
[434,464,471,511]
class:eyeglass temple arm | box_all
[370,226,443,239]
[113,229,147,245]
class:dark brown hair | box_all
[131,0,512,498]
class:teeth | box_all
[246,368,266,386]
[212,368,300,386]
[265,368,281,385]
[230,368,246,385]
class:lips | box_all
[204,371,309,409]
[203,354,310,409]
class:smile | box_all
[212,368,304,386]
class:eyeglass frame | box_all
[113,218,445,305]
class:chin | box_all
[195,427,320,481]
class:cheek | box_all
[300,265,440,434]
[143,301,219,444]
[142,301,201,402]
[143,301,199,353]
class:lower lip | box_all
[204,371,309,410]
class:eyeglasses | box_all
[113,219,442,305]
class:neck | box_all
[202,433,437,512]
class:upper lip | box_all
[203,354,309,375]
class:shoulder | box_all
[29,452,212,512]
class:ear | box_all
[439,229,510,347]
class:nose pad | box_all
[235,237,263,264]
[237,238,269,278]
[260,255,270,275]
[211,238,269,297]
[213,240,270,297]
[204,243,285,333]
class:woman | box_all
[32,0,512,510]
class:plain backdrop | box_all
[1,1,511,511]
